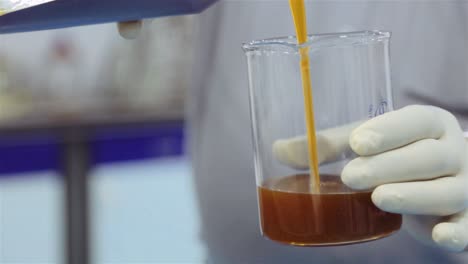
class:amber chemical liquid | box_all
[258,174,402,246]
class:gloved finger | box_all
[432,209,468,252]
[273,136,308,170]
[350,105,445,156]
[341,138,461,190]
[371,176,467,216]
[273,122,360,169]
[117,20,143,39]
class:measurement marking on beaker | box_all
[368,100,388,118]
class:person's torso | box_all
[188,1,468,262]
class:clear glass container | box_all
[243,30,402,246]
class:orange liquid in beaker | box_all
[258,174,402,246]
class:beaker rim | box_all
[242,30,391,53]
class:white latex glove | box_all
[273,105,468,252]
[273,121,361,170]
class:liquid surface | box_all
[258,174,402,246]
[289,0,320,191]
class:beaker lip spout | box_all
[242,30,391,54]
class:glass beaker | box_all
[242,30,402,246]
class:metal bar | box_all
[62,129,90,264]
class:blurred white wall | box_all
[0,15,196,119]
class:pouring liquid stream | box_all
[289,0,320,193]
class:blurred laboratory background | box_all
[0,15,205,263]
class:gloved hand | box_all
[273,105,468,252]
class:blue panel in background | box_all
[91,121,185,165]
[0,134,60,176]
[0,121,185,175]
